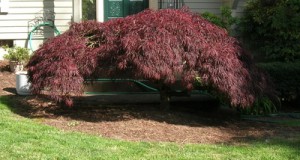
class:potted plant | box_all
[2,45,30,73]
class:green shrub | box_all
[82,0,96,20]
[201,6,237,33]
[239,97,278,115]
[238,0,300,61]
[2,45,30,63]
[257,61,300,107]
[201,12,223,27]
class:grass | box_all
[242,115,300,127]
[276,120,300,127]
[0,96,299,160]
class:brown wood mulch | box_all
[1,60,299,144]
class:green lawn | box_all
[0,96,299,160]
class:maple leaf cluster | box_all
[27,8,274,107]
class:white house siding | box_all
[149,0,158,10]
[232,0,247,17]
[184,0,224,14]
[0,0,73,58]
[157,0,249,17]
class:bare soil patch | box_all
[1,60,299,144]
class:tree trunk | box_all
[159,84,171,111]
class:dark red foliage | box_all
[27,8,274,107]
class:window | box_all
[159,0,184,9]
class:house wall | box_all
[180,0,224,14]
[149,0,158,10]
[156,0,248,16]
[0,0,73,59]
[232,0,247,17]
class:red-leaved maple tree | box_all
[27,8,275,108]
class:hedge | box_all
[257,61,300,107]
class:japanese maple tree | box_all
[27,8,275,108]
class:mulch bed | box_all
[1,60,299,144]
